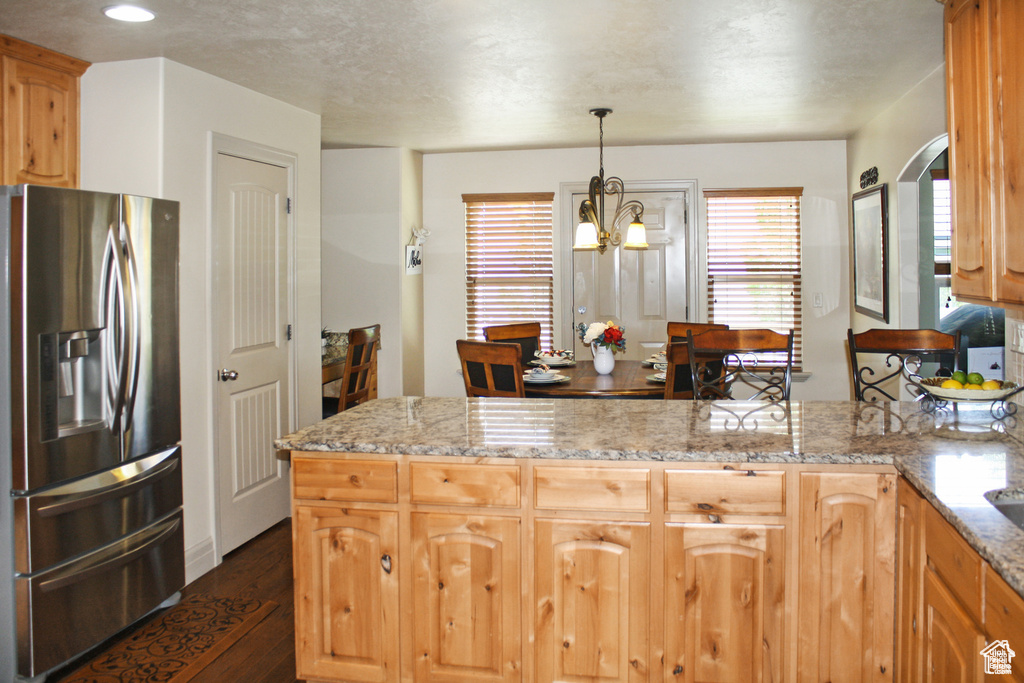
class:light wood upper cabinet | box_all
[797,472,896,682]
[292,505,400,683]
[664,523,785,683]
[534,518,651,683]
[944,0,1024,305]
[0,35,88,188]
[411,512,522,683]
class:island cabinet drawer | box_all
[984,566,1024,650]
[534,465,650,512]
[409,462,520,507]
[292,457,397,503]
[665,469,785,515]
[925,503,984,624]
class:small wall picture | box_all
[405,244,423,275]
[852,183,888,322]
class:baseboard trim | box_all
[185,536,216,584]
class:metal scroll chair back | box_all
[338,324,380,413]
[686,328,795,401]
[847,328,963,402]
[457,339,525,398]
[483,322,542,368]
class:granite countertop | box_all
[276,396,1024,599]
[321,332,349,367]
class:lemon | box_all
[940,379,964,389]
[965,383,983,390]
[981,379,1003,391]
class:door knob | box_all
[218,369,239,381]
[577,306,587,315]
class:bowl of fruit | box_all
[919,371,1019,401]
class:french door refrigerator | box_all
[0,185,184,681]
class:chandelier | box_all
[572,108,647,253]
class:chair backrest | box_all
[338,324,380,412]
[847,328,963,401]
[483,322,541,367]
[663,342,694,400]
[666,321,729,344]
[686,328,794,401]
[457,339,525,398]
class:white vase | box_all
[592,343,615,375]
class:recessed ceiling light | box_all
[102,5,156,22]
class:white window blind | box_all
[464,193,555,348]
[704,188,803,369]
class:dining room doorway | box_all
[562,181,697,361]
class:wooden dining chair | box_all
[666,321,728,344]
[686,328,795,401]
[457,339,525,398]
[663,342,694,400]
[847,328,964,402]
[337,324,380,413]
[483,322,541,368]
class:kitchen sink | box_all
[985,490,1024,532]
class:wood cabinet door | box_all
[293,505,400,683]
[1,55,79,187]
[896,478,925,683]
[411,512,522,682]
[535,519,650,683]
[945,0,993,301]
[924,570,984,683]
[990,0,1024,304]
[664,523,785,683]
[797,472,896,682]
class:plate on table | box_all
[523,373,570,384]
[919,377,1019,401]
[646,372,667,383]
[642,353,667,367]
[531,357,576,367]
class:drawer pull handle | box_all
[381,554,392,574]
[673,665,683,675]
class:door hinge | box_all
[286,323,292,340]
[286,197,292,214]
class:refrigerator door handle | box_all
[119,219,142,435]
[35,513,182,592]
[33,447,180,517]
[104,225,132,437]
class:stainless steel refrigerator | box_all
[0,185,184,681]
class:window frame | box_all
[463,192,555,349]
[703,187,804,369]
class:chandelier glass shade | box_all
[573,108,647,253]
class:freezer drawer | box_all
[15,508,184,678]
[14,446,182,573]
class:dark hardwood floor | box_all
[50,518,302,683]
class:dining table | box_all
[523,359,665,398]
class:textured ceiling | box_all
[0,0,946,152]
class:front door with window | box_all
[571,189,689,361]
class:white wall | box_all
[422,140,850,400]
[321,148,407,398]
[81,57,322,581]
[846,65,948,332]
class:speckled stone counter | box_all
[275,396,1024,598]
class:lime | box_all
[951,370,967,384]
[966,372,985,385]
[940,379,964,389]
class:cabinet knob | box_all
[381,553,392,574]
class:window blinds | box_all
[463,193,555,348]
[704,188,803,368]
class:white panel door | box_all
[214,153,292,555]
[572,189,689,360]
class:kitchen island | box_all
[276,397,1024,682]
